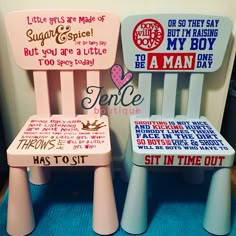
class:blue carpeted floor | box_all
[0,170,235,235]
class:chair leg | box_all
[29,167,50,185]
[120,135,133,182]
[183,167,205,184]
[7,167,35,235]
[121,165,148,234]
[203,168,231,235]
[93,165,118,235]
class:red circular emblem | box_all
[132,19,164,51]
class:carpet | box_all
[0,170,235,235]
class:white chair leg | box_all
[121,135,133,182]
[93,165,118,235]
[203,167,231,235]
[29,167,50,185]
[121,165,148,234]
[183,167,205,184]
[7,167,35,235]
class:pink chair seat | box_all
[7,115,111,166]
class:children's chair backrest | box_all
[6,10,120,70]
[121,14,232,118]
[5,10,120,117]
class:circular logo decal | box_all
[132,19,164,51]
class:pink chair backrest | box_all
[5,10,120,117]
[5,10,120,70]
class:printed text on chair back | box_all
[121,14,232,72]
[5,10,120,70]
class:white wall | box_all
[0,0,235,161]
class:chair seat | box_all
[7,114,111,167]
[130,116,235,167]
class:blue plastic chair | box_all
[120,14,235,235]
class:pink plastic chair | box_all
[120,14,235,235]
[5,10,119,235]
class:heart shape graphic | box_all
[110,64,133,90]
